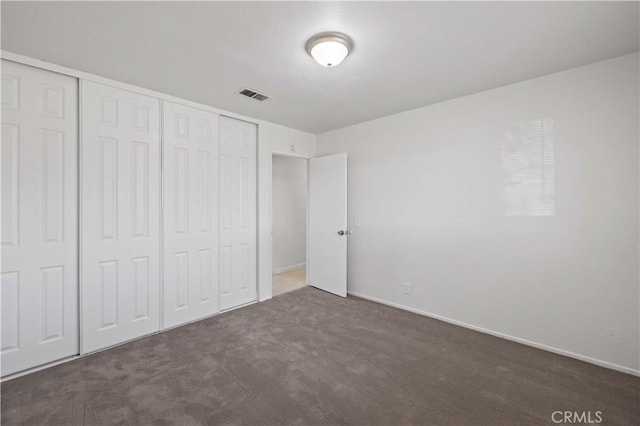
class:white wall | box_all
[258,121,316,301]
[272,156,307,273]
[317,53,639,374]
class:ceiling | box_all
[2,1,638,134]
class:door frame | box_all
[269,152,310,295]
[256,127,316,303]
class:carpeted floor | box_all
[1,287,638,425]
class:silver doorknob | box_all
[337,230,352,236]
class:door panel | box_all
[163,101,219,328]
[81,81,160,353]
[219,117,257,310]
[1,60,78,376]
[308,153,348,297]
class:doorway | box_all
[271,154,308,296]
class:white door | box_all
[219,117,257,310]
[163,101,219,328]
[1,60,79,376]
[81,81,161,353]
[308,153,348,297]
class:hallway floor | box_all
[273,267,306,296]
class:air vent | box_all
[238,88,270,102]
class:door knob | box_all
[337,230,352,236]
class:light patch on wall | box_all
[502,117,555,216]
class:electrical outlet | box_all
[402,282,411,295]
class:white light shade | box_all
[306,32,353,67]
[310,41,349,67]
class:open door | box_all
[308,153,348,297]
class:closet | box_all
[1,60,79,376]
[219,117,257,310]
[0,59,258,376]
[81,81,162,353]
[162,102,219,328]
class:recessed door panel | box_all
[1,272,20,353]
[162,101,219,328]
[100,136,118,240]
[132,257,149,320]
[1,123,19,247]
[40,266,64,342]
[132,142,150,238]
[218,117,257,311]
[1,60,79,376]
[82,81,160,353]
[99,261,118,329]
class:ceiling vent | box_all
[238,88,269,102]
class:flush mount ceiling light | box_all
[306,32,353,67]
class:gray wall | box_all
[317,53,639,373]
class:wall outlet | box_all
[402,282,412,295]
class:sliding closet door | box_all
[1,60,78,376]
[81,81,160,353]
[219,117,257,310]
[163,102,219,328]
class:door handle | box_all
[337,230,352,236]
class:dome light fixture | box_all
[306,32,353,67]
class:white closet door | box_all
[219,117,257,310]
[163,101,219,328]
[1,60,78,376]
[81,81,160,353]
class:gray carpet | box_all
[1,287,638,425]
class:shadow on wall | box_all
[502,117,555,217]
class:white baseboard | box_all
[348,291,640,377]
[273,263,306,274]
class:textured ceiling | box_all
[2,1,638,134]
